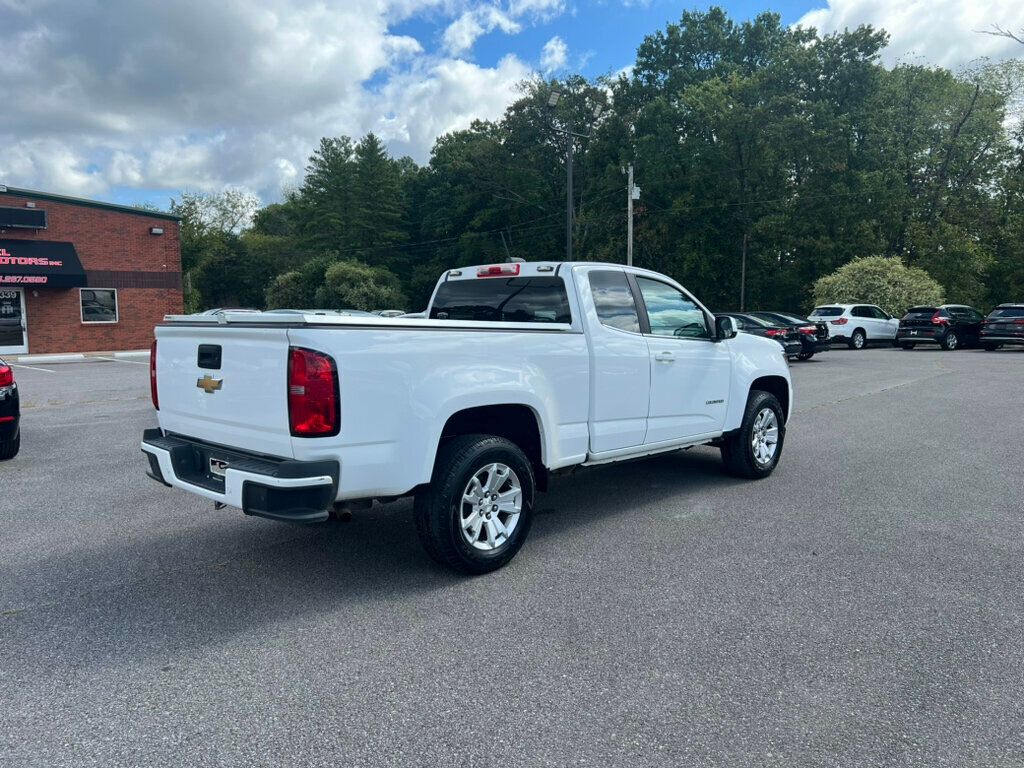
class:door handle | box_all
[654,351,675,363]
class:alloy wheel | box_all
[460,463,522,551]
[750,408,779,466]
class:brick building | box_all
[0,186,182,355]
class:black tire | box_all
[720,390,786,480]
[900,343,915,350]
[982,343,1000,351]
[414,434,535,574]
[848,329,866,350]
[940,331,959,351]
[797,351,814,361]
[0,432,20,461]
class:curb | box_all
[7,350,149,364]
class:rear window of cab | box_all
[430,276,572,323]
[988,307,1024,318]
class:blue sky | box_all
[422,0,818,77]
[1,0,1020,209]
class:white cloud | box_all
[509,0,565,19]
[798,0,1024,69]
[0,0,546,202]
[442,6,521,55]
[540,35,569,74]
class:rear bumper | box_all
[803,337,831,353]
[0,385,18,440]
[979,335,1024,346]
[897,329,942,344]
[141,428,339,523]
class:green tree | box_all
[314,260,407,311]
[812,256,945,315]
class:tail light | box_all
[798,325,816,335]
[1015,319,1024,325]
[764,328,786,337]
[477,263,520,278]
[0,364,13,388]
[288,347,340,437]
[149,340,159,410]
[831,317,848,325]
[931,312,949,326]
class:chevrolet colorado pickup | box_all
[142,262,792,573]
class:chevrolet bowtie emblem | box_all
[196,375,223,394]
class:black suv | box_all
[980,304,1024,350]
[0,357,19,460]
[896,305,983,350]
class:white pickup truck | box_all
[143,262,792,573]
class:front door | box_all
[0,289,27,355]
[634,276,731,444]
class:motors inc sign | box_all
[0,241,86,287]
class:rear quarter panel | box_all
[286,325,590,499]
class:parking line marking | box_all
[92,356,148,366]
[10,363,55,373]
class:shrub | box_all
[812,256,945,315]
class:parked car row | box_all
[715,301,1024,359]
[804,302,1024,352]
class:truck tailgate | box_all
[155,324,295,458]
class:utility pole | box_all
[547,89,602,264]
[565,117,573,262]
[740,232,749,311]
[625,163,640,267]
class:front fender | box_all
[722,334,792,431]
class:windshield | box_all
[810,306,844,317]
[752,311,804,325]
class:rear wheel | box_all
[414,434,535,574]
[848,329,866,350]
[941,331,959,351]
[0,432,20,461]
[982,343,999,351]
[797,351,814,361]
[721,391,785,480]
[900,342,915,350]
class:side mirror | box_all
[715,315,738,340]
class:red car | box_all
[0,357,19,460]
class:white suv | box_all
[808,304,899,350]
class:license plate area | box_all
[209,457,229,478]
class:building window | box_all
[80,288,119,324]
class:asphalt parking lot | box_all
[1,346,1023,767]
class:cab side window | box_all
[636,278,710,339]
[588,270,640,333]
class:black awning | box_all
[0,240,87,288]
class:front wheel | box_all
[848,329,866,350]
[941,331,959,351]
[900,342,915,350]
[982,343,1000,351]
[414,434,535,574]
[721,391,785,479]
